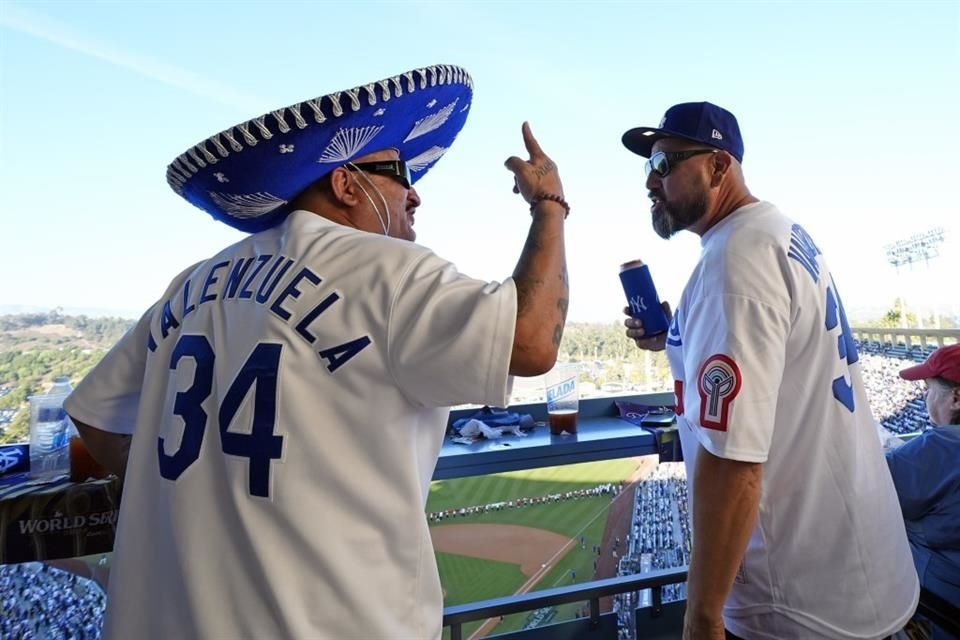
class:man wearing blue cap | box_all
[63,65,570,640]
[622,102,918,639]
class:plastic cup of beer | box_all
[619,259,670,337]
[544,364,579,435]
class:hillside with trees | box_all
[0,311,134,443]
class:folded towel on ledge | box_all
[451,407,535,439]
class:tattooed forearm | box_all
[509,183,566,370]
[513,217,551,315]
[552,298,569,347]
[514,276,543,316]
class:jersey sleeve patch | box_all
[697,354,742,431]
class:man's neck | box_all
[695,189,759,236]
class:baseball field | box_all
[427,456,654,639]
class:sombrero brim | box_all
[166,64,473,232]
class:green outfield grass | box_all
[429,458,641,638]
[437,552,526,603]
[437,552,523,640]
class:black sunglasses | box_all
[644,149,718,178]
[346,160,412,190]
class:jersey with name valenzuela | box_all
[665,201,918,639]
[64,210,517,640]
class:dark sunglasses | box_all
[644,149,718,178]
[346,160,412,190]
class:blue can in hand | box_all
[619,259,669,337]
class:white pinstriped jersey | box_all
[65,209,517,640]
[666,201,918,639]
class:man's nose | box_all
[407,186,421,208]
[645,170,662,191]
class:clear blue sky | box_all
[2,0,958,322]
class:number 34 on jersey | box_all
[158,336,283,498]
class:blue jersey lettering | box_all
[200,261,230,304]
[270,267,321,321]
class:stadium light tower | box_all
[884,228,946,328]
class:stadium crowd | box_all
[858,347,931,434]
[0,563,104,640]
[614,462,690,639]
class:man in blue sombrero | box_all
[64,64,570,640]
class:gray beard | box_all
[652,194,708,239]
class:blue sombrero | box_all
[166,64,473,232]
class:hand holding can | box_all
[619,259,670,337]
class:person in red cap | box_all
[886,344,960,637]
[897,344,960,426]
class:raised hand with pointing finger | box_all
[502,122,570,375]
[504,121,565,209]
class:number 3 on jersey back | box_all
[825,277,859,413]
[158,335,283,497]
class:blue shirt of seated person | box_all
[886,344,960,613]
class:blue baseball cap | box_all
[622,102,744,163]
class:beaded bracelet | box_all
[529,193,570,219]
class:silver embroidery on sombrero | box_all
[404,98,458,143]
[208,192,288,219]
[222,130,244,152]
[209,136,231,158]
[317,125,385,163]
[283,104,309,129]
[378,77,402,101]
[187,147,210,169]
[407,146,447,173]
[413,68,428,90]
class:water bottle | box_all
[28,375,74,480]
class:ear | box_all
[329,167,362,207]
[950,385,960,411]
[709,151,733,187]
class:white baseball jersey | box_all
[666,201,918,639]
[64,209,517,640]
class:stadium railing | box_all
[852,327,958,353]
[444,568,688,640]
